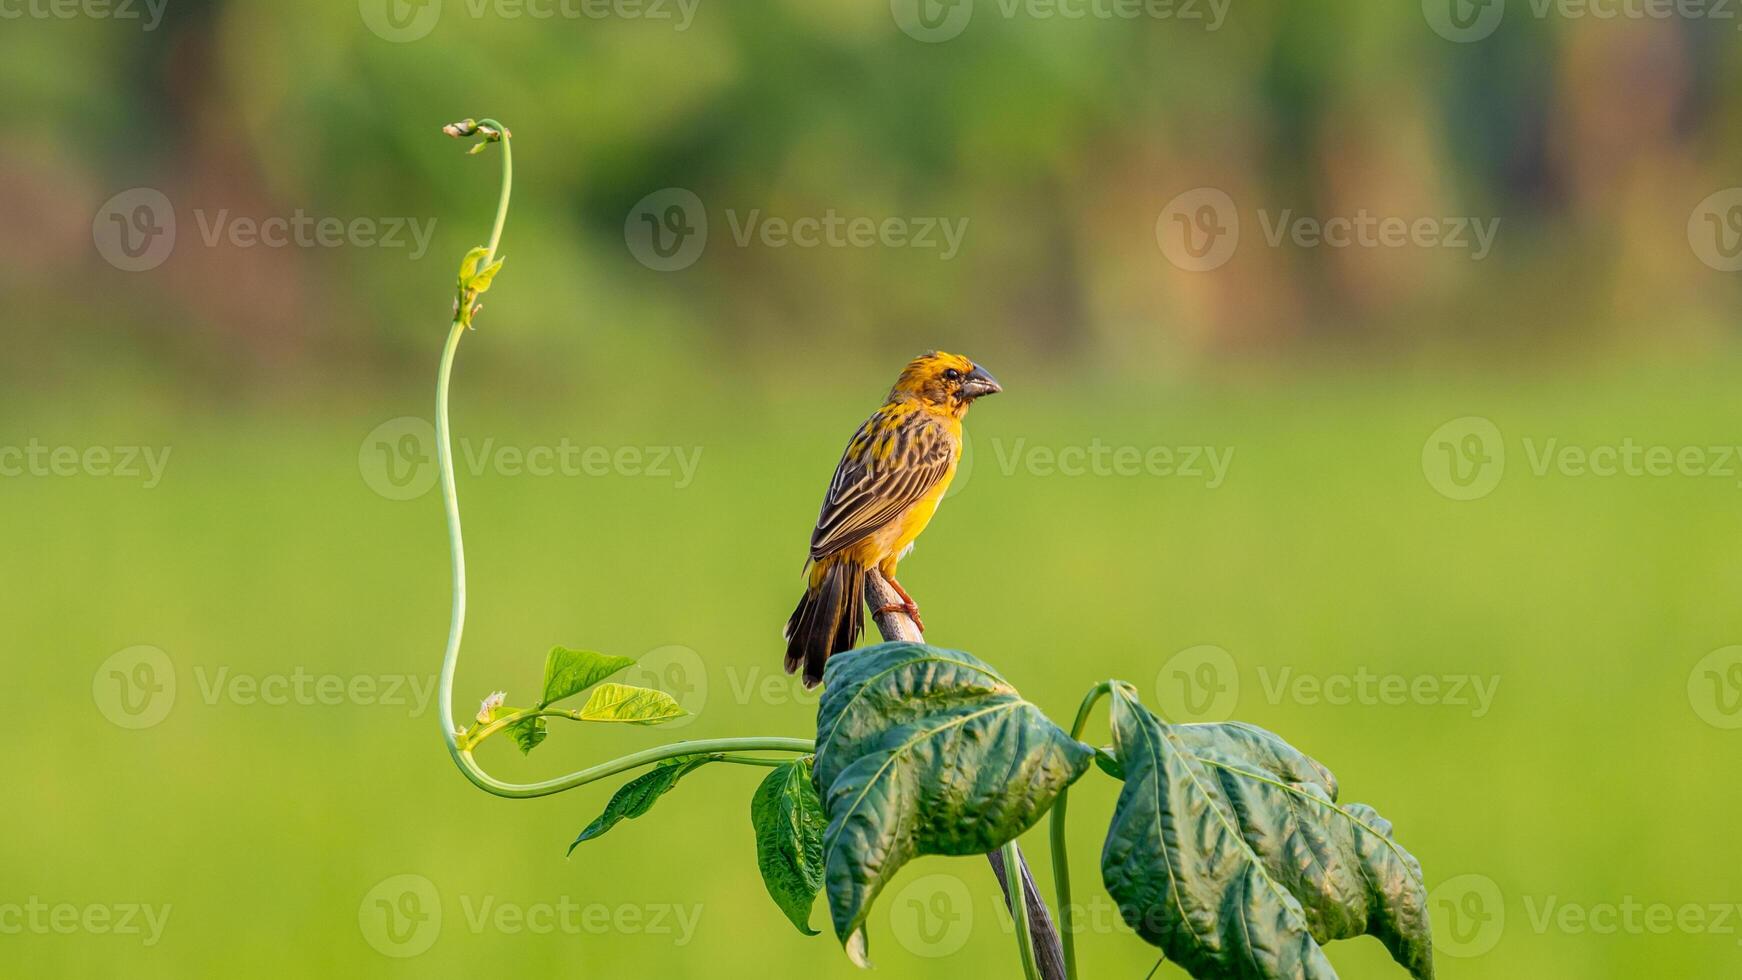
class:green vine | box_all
[430,118,811,802]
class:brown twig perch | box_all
[865,568,1068,980]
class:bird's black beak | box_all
[961,365,1002,400]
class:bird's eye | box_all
[942,368,961,382]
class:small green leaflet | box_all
[569,754,721,851]
[506,714,546,754]
[457,245,489,287]
[578,682,686,724]
[750,757,826,936]
[1099,684,1434,980]
[541,647,636,707]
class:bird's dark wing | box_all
[809,407,954,560]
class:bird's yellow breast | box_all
[851,416,961,570]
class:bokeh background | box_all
[6,1,1742,977]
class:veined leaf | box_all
[540,646,636,708]
[751,757,826,936]
[813,643,1093,964]
[578,682,687,724]
[1101,684,1333,979]
[505,716,546,754]
[569,754,720,851]
[1169,721,1339,797]
[1100,685,1434,980]
[1188,751,1432,977]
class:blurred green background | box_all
[6,1,1742,977]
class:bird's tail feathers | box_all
[783,559,865,688]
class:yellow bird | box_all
[783,351,1002,686]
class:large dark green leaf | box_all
[568,754,720,851]
[751,757,827,936]
[814,642,1093,964]
[1100,685,1434,980]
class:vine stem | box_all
[867,570,1066,980]
[1050,680,1115,980]
[1003,839,1042,980]
[432,119,809,802]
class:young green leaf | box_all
[468,257,506,294]
[1100,685,1435,980]
[813,642,1093,964]
[457,245,489,288]
[505,715,546,754]
[569,754,720,851]
[540,646,636,708]
[578,682,687,724]
[750,757,826,936]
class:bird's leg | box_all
[874,574,924,633]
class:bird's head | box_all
[889,351,1001,416]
